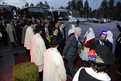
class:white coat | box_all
[43,48,67,81]
[30,33,46,72]
[24,26,34,50]
[6,24,16,43]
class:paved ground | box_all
[0,21,121,81]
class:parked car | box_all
[77,17,87,22]
[69,17,77,22]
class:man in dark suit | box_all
[62,27,82,78]
[0,20,8,45]
[51,27,63,52]
[58,22,66,53]
[115,21,121,76]
[90,31,108,50]
[41,22,51,49]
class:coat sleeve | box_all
[62,38,72,57]
[28,29,34,41]
[37,39,46,57]
[55,54,67,81]
[34,39,46,66]
[117,24,121,32]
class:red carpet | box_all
[14,53,121,81]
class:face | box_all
[100,35,106,42]
[60,24,64,29]
[70,26,72,29]
[2,20,4,24]
[53,29,58,35]
[10,21,13,25]
[45,24,48,28]
[76,29,82,37]
[31,24,34,28]
[88,29,90,34]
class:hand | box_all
[116,21,118,25]
[62,56,65,59]
[36,65,40,67]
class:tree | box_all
[108,0,114,19]
[2,2,5,4]
[44,1,50,9]
[30,3,34,7]
[115,2,121,20]
[77,0,83,11]
[36,1,44,7]
[66,1,71,9]
[25,2,29,7]
[100,0,108,18]
[59,6,65,9]
[84,0,89,18]
[77,0,84,17]
[71,0,76,10]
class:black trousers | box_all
[39,71,43,81]
[26,49,30,61]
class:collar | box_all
[75,34,80,42]
[99,39,104,45]
[85,67,111,81]
[53,34,57,36]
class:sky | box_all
[0,0,121,10]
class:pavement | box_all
[0,40,25,81]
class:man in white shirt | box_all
[24,21,34,60]
[43,37,67,81]
[31,25,46,81]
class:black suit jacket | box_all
[58,28,66,41]
[90,40,108,50]
[63,34,78,61]
[116,24,121,43]
[41,27,51,48]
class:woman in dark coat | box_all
[115,21,121,76]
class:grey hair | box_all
[74,27,81,33]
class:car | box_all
[69,17,77,23]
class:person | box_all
[51,27,63,52]
[43,37,67,81]
[58,22,66,53]
[16,21,23,45]
[0,20,8,45]
[73,45,116,81]
[76,19,79,27]
[55,22,60,29]
[21,22,28,45]
[6,21,17,47]
[90,31,108,50]
[80,28,95,61]
[67,24,75,40]
[115,21,121,76]
[30,25,46,81]
[41,22,51,49]
[24,21,34,58]
[106,31,114,52]
[62,27,82,78]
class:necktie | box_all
[45,28,49,38]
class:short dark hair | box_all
[28,20,33,26]
[44,22,49,26]
[52,27,58,32]
[60,22,64,25]
[90,62,110,73]
[51,44,58,47]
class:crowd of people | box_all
[0,18,121,81]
